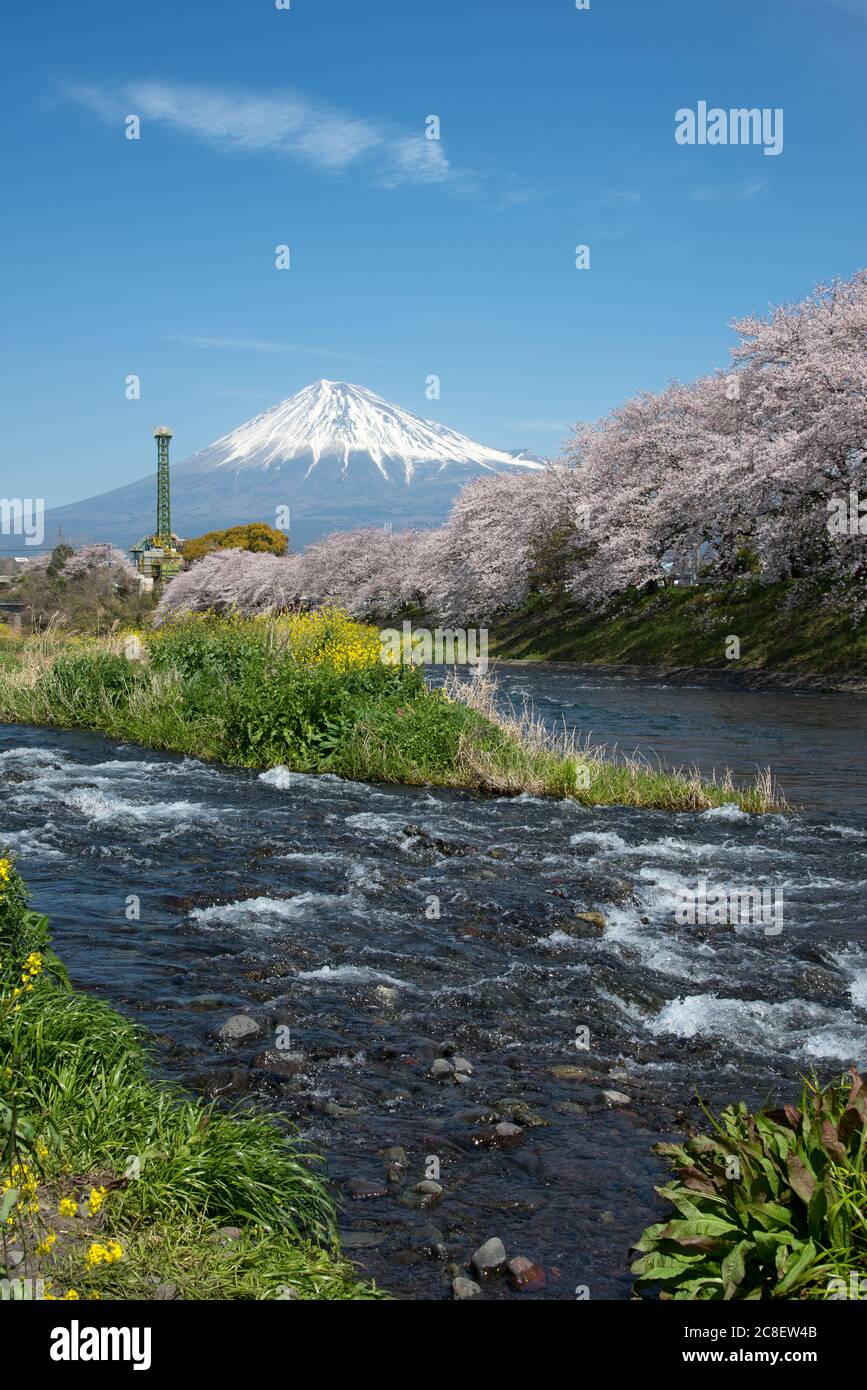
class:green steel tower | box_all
[154,426,173,547]
[130,427,183,582]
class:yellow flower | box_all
[36,1230,57,1255]
[86,1185,108,1216]
[58,1197,78,1217]
[84,1238,123,1268]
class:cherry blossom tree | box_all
[727,271,867,584]
[156,271,867,626]
[62,543,138,586]
[155,548,303,620]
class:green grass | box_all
[45,1223,378,1302]
[0,615,789,812]
[631,1071,867,1300]
[0,862,382,1301]
[491,581,867,676]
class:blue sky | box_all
[2,0,866,507]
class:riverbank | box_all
[497,659,867,696]
[491,582,867,688]
[0,855,381,1301]
[0,615,788,814]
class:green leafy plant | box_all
[631,1069,867,1300]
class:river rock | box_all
[431,1058,455,1079]
[494,1121,523,1144]
[380,1145,407,1166]
[322,1099,361,1118]
[216,1014,262,1044]
[507,1257,546,1291]
[204,1066,249,1099]
[452,1057,473,1075]
[496,1099,547,1127]
[340,1232,387,1250]
[573,910,606,931]
[554,1100,586,1117]
[471,1237,507,1278]
[600,1089,632,1106]
[415,1225,447,1259]
[251,1048,309,1076]
[347,1178,389,1201]
[415,1180,443,1204]
[452,1277,483,1300]
[549,1065,593,1082]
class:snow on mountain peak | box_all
[184,379,544,482]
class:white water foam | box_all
[701,803,749,822]
[63,787,210,825]
[258,766,296,790]
[296,964,410,988]
[649,992,866,1062]
[190,891,353,927]
[569,830,629,852]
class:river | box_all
[1,664,865,1299]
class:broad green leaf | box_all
[773,1239,817,1295]
[720,1239,750,1297]
[787,1154,816,1204]
[0,1187,19,1224]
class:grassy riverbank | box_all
[0,856,380,1301]
[0,614,786,813]
[492,581,867,679]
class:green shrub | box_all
[39,653,140,718]
[631,1071,867,1300]
[181,523,288,564]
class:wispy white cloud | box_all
[157,333,406,370]
[64,79,473,191]
[162,334,341,355]
[690,178,769,203]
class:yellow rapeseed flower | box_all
[86,1185,108,1216]
[84,1239,123,1267]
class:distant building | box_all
[130,534,184,583]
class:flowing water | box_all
[1,665,865,1300]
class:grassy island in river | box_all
[0,611,786,814]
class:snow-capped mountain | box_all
[190,380,539,478]
[27,381,545,552]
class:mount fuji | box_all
[29,381,546,552]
